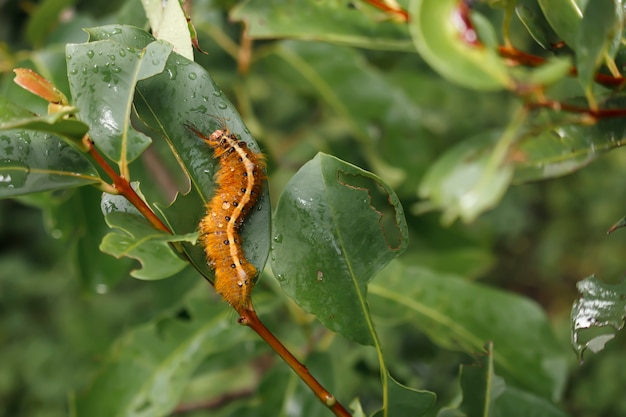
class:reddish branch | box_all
[241,307,353,417]
[84,136,172,234]
[498,45,626,87]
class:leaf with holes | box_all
[272,152,408,345]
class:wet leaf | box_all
[0,99,100,197]
[66,31,173,165]
[571,274,626,360]
[272,152,408,345]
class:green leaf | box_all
[409,0,513,90]
[457,342,506,417]
[418,131,514,224]
[0,99,100,197]
[0,93,89,147]
[66,32,173,165]
[73,295,246,417]
[439,343,571,417]
[231,0,413,52]
[131,39,271,282]
[272,153,408,345]
[515,3,562,50]
[571,274,626,360]
[537,0,585,48]
[369,264,568,400]
[575,0,621,97]
[372,374,435,417]
[100,210,196,280]
[495,386,572,417]
[512,97,626,183]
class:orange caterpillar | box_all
[186,124,265,311]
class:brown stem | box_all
[85,136,172,234]
[498,45,626,87]
[240,307,352,417]
[527,99,626,119]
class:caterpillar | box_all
[186,124,265,311]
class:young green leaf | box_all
[409,0,514,90]
[272,152,408,345]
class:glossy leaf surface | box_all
[571,274,626,360]
[66,31,173,165]
[0,99,100,197]
[272,152,408,345]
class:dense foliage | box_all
[2,0,626,416]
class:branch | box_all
[240,307,353,417]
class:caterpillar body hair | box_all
[186,124,265,311]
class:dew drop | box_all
[70,69,78,75]
[87,50,94,58]
[273,234,283,243]
[217,102,227,110]
[188,72,197,80]
[212,90,222,97]
[119,49,126,57]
